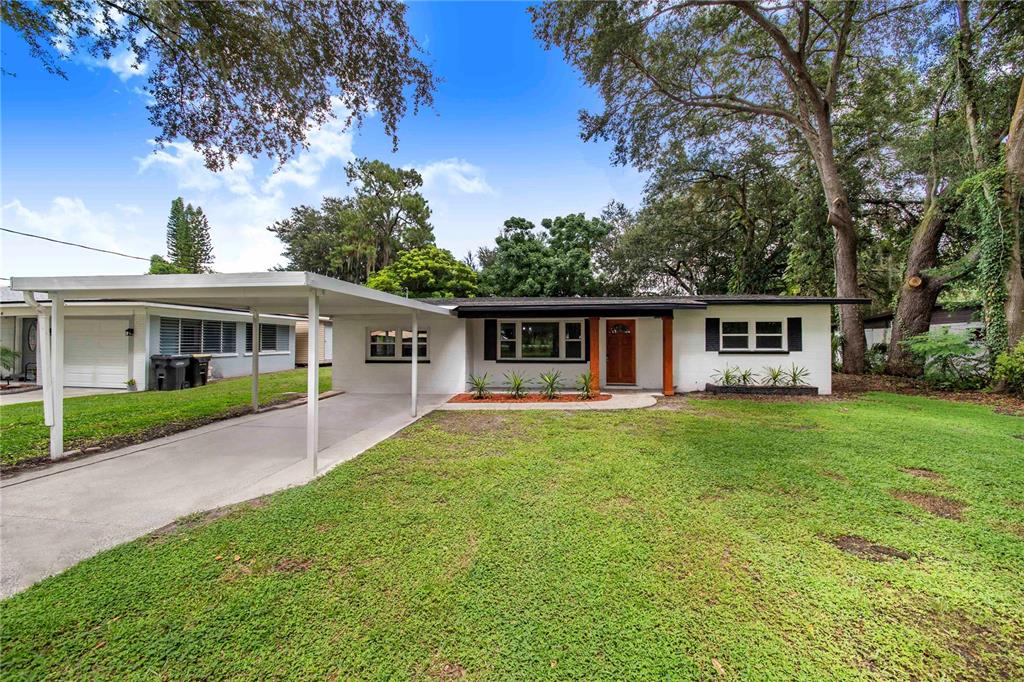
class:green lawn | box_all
[0,368,331,467]
[2,393,1023,679]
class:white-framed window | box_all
[755,321,784,349]
[495,320,585,361]
[365,326,429,361]
[721,321,750,350]
[160,317,237,354]
[245,323,290,353]
[720,320,786,351]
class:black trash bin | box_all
[150,354,191,390]
[188,354,211,387]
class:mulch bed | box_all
[833,373,1024,416]
[448,392,612,404]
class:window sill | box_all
[717,350,790,355]
[243,351,291,356]
[365,359,431,364]
[492,359,588,364]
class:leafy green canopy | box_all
[477,214,612,297]
[366,246,478,299]
[269,159,435,283]
[1,0,436,170]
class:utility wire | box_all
[1,227,150,262]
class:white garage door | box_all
[64,318,131,388]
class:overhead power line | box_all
[0,227,150,262]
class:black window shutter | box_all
[705,317,720,351]
[483,319,497,361]
[584,320,591,361]
[787,317,803,351]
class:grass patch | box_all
[0,368,331,467]
[2,392,1023,679]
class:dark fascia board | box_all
[698,297,872,305]
[454,303,704,319]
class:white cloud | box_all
[137,141,255,195]
[105,48,147,81]
[415,158,495,195]
[263,105,356,191]
[1,197,159,276]
[116,203,144,215]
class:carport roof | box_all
[9,272,454,318]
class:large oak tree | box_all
[2,0,436,170]
[531,0,921,372]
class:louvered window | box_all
[160,317,237,354]
[246,323,289,352]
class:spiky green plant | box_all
[538,370,563,400]
[761,366,785,387]
[785,364,811,387]
[468,373,491,399]
[576,371,594,400]
[505,370,528,399]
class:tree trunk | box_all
[1004,78,1024,348]
[886,202,948,375]
[815,150,865,373]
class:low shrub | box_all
[712,366,756,387]
[538,371,563,400]
[994,340,1024,396]
[865,342,888,374]
[901,329,989,390]
[504,370,528,399]
[761,366,785,387]
[468,373,490,399]
[577,371,594,400]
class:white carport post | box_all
[49,294,65,460]
[307,290,320,475]
[250,308,260,413]
[410,311,418,417]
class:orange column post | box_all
[662,315,675,396]
[588,316,600,393]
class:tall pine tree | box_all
[155,197,214,273]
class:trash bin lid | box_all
[150,354,173,361]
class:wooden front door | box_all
[605,319,636,384]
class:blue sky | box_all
[0,2,645,279]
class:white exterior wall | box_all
[675,304,834,395]
[331,314,465,394]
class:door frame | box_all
[605,318,637,385]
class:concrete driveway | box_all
[0,392,448,598]
[0,386,124,406]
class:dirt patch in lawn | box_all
[821,470,850,482]
[422,658,467,681]
[833,373,1024,416]
[900,467,944,481]
[148,495,269,542]
[890,490,966,520]
[830,535,910,562]
[429,411,516,436]
[271,557,314,573]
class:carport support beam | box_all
[50,294,65,459]
[250,308,260,413]
[410,311,418,417]
[307,291,320,475]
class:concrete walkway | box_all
[0,386,124,406]
[437,392,657,411]
[0,392,448,598]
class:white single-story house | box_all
[863,305,983,348]
[8,272,867,467]
[0,287,298,389]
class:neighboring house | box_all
[295,320,333,366]
[0,287,297,389]
[333,295,855,395]
[863,305,983,348]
